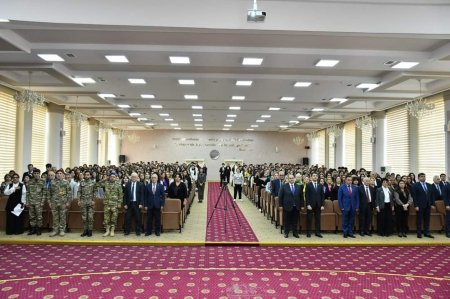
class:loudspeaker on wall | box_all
[119,155,126,163]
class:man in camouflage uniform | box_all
[77,171,96,237]
[100,172,123,237]
[26,168,44,235]
[49,169,71,237]
[42,171,53,214]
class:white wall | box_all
[121,130,307,180]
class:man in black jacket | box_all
[305,173,325,238]
[358,177,376,236]
[123,172,144,236]
[279,174,304,238]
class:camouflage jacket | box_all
[99,181,123,206]
[26,178,44,204]
[50,179,71,204]
[77,179,96,203]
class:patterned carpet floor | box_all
[0,244,449,298]
[205,182,258,243]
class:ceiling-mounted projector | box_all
[247,0,266,22]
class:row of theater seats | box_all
[0,184,197,233]
[243,185,447,234]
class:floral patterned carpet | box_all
[0,244,449,298]
[206,182,258,243]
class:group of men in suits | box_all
[337,172,450,239]
[123,172,165,236]
[277,173,326,238]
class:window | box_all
[0,91,17,176]
[386,105,409,176]
[343,120,356,170]
[418,96,445,181]
[31,104,48,170]
[79,120,89,165]
[361,128,373,171]
[63,112,72,168]
[328,134,335,169]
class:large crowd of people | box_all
[1,161,449,240]
[1,161,207,237]
[226,162,450,239]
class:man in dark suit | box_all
[144,173,166,236]
[123,172,144,236]
[22,164,34,181]
[430,175,444,202]
[358,177,375,236]
[224,163,231,184]
[271,172,283,198]
[278,174,304,238]
[338,175,360,238]
[411,173,434,238]
[271,172,284,225]
[219,164,226,186]
[305,173,325,238]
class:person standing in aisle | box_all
[197,167,206,203]
[233,168,244,201]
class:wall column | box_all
[408,114,419,174]
[335,133,344,168]
[46,103,64,169]
[373,111,386,174]
[444,91,450,175]
[70,122,80,167]
[355,128,362,170]
[88,119,99,165]
[15,108,33,174]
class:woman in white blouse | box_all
[4,173,27,235]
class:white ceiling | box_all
[0,0,450,132]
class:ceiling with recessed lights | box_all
[0,0,450,132]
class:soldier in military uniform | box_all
[77,171,96,237]
[49,169,71,237]
[100,172,123,237]
[26,168,44,235]
[42,171,53,210]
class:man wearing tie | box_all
[358,177,375,236]
[278,174,304,238]
[271,172,284,224]
[338,175,360,238]
[123,172,144,236]
[305,173,325,238]
[144,173,165,236]
[411,173,434,238]
[431,175,444,202]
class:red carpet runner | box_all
[206,182,258,242]
[0,245,449,298]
